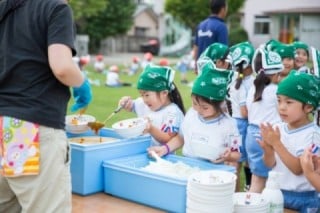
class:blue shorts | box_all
[282,190,320,213]
[245,124,271,178]
[235,118,248,162]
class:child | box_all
[197,42,231,73]
[228,41,255,191]
[159,58,169,67]
[147,63,240,166]
[94,54,105,73]
[292,41,310,74]
[245,47,284,193]
[259,71,320,212]
[301,147,320,191]
[176,50,193,84]
[128,56,140,76]
[273,43,295,81]
[119,64,185,146]
[105,65,131,87]
[141,52,153,69]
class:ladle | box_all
[150,150,171,166]
[88,105,124,134]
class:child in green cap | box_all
[196,42,232,74]
[245,47,284,193]
[228,41,255,191]
[259,70,320,212]
[118,64,185,146]
[273,43,295,81]
[292,41,311,74]
[148,63,240,166]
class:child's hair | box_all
[192,94,224,115]
[169,82,186,114]
[253,52,271,102]
[234,61,245,90]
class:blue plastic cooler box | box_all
[103,153,235,213]
[68,128,151,195]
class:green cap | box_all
[292,41,309,52]
[137,64,175,91]
[192,63,233,101]
[311,47,320,77]
[230,41,255,69]
[277,70,320,109]
[197,43,230,72]
[252,48,284,74]
[273,44,295,59]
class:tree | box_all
[69,0,108,21]
[80,0,136,52]
[165,0,245,32]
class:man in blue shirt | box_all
[193,0,228,72]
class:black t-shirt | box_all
[0,0,76,129]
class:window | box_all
[135,27,147,37]
[254,16,270,35]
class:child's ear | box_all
[304,104,314,114]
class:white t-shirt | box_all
[181,108,241,160]
[246,83,281,125]
[94,61,105,71]
[106,71,120,86]
[133,97,184,146]
[272,122,319,192]
[228,75,255,118]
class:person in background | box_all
[245,48,284,193]
[159,58,169,67]
[228,41,255,192]
[119,65,185,146]
[0,0,92,212]
[148,63,240,167]
[292,41,310,74]
[141,52,153,69]
[193,0,228,73]
[260,71,320,212]
[128,56,140,76]
[105,65,131,87]
[94,54,105,73]
[176,50,194,84]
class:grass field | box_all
[68,63,195,126]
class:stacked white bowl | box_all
[233,192,269,213]
[186,170,237,213]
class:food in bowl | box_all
[112,117,146,138]
[65,114,96,134]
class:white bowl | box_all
[190,142,225,161]
[65,114,96,134]
[112,117,146,138]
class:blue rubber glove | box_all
[71,78,92,112]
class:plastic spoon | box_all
[150,150,171,166]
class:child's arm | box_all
[258,138,276,168]
[144,120,177,144]
[212,147,240,164]
[300,148,320,191]
[147,134,184,157]
[261,123,302,175]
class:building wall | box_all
[242,0,320,48]
[127,11,158,37]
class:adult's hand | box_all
[71,78,92,112]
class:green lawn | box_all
[68,63,195,126]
